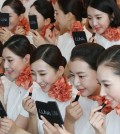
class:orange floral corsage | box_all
[102,27,120,41]
[48,76,72,102]
[88,95,112,114]
[18,17,30,35]
[15,64,33,90]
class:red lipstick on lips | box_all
[97,100,109,112]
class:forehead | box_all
[2,47,19,58]
[31,59,53,71]
[87,6,107,16]
[1,6,14,13]
[70,59,91,72]
[97,64,118,80]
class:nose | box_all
[100,85,107,97]
[36,74,42,84]
[92,19,98,27]
[4,60,9,69]
[73,75,81,88]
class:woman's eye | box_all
[8,60,13,62]
[97,17,102,19]
[69,74,74,78]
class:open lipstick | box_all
[73,91,81,102]
[28,88,33,97]
[97,100,109,112]
[91,30,96,42]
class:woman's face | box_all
[1,6,20,31]
[69,59,100,97]
[97,64,120,108]
[87,6,111,34]
[54,2,68,30]
[29,6,45,31]
[2,48,27,81]
[31,59,60,92]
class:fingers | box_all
[89,106,102,120]
[42,115,57,134]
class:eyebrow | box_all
[70,70,85,74]
[31,70,46,73]
[88,14,102,17]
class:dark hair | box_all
[0,42,3,57]
[57,0,84,21]
[97,45,120,75]
[70,43,105,70]
[3,35,35,58]
[2,0,25,15]
[88,0,120,27]
[30,44,67,70]
[31,0,55,23]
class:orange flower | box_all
[40,23,53,37]
[48,77,72,102]
[88,95,112,114]
[15,65,33,90]
[102,27,120,41]
[18,17,30,35]
[72,21,84,32]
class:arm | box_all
[27,113,38,134]
[15,115,29,130]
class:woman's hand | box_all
[0,117,14,134]
[0,27,12,42]
[22,96,37,116]
[31,30,46,47]
[89,106,106,134]
[65,101,83,124]
[41,115,59,134]
[54,124,71,134]
[15,26,26,35]
[45,28,57,44]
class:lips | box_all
[78,89,85,93]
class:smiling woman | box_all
[0,0,29,42]
[20,44,77,134]
[0,35,35,133]
[87,0,120,48]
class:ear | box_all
[19,14,24,22]
[24,54,30,64]
[66,12,75,21]
[44,18,51,25]
[57,66,65,77]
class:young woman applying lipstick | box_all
[64,43,111,134]
[87,0,120,49]
[89,45,120,134]
[0,35,35,133]
[21,44,77,134]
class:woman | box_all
[87,0,120,48]
[0,35,35,133]
[89,45,120,134]
[27,0,55,47]
[0,0,29,42]
[21,44,77,134]
[64,43,111,134]
[52,0,91,62]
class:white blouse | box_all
[20,82,77,134]
[106,110,120,134]
[96,34,120,49]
